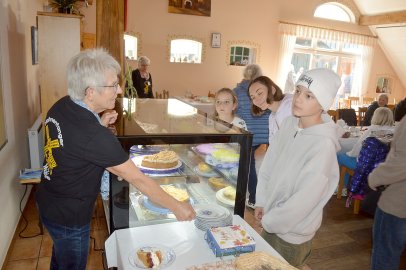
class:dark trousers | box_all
[247,144,260,204]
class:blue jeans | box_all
[41,215,90,270]
[371,207,406,270]
[248,145,259,204]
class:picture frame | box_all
[211,33,221,48]
[168,0,211,17]
[31,26,38,65]
[375,75,393,94]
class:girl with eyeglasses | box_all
[214,88,247,130]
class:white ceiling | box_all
[352,0,406,90]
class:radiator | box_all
[28,114,44,169]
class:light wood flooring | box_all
[2,191,406,270]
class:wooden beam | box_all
[359,11,406,26]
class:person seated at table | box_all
[348,107,395,158]
[363,93,389,126]
[127,56,154,98]
[255,68,342,269]
[394,97,406,122]
[337,107,395,196]
[233,64,270,209]
[214,87,247,129]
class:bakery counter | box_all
[125,143,239,228]
[105,215,286,270]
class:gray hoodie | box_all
[256,115,340,244]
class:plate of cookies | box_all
[129,245,175,269]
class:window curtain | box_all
[275,27,296,89]
[278,22,376,97]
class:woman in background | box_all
[234,65,270,208]
[129,56,154,98]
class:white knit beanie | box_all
[296,68,341,111]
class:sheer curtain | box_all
[277,22,376,98]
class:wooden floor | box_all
[2,191,406,270]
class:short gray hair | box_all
[243,64,262,81]
[371,107,394,126]
[137,56,151,67]
[67,48,121,100]
[378,93,389,101]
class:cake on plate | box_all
[136,247,163,269]
[161,185,190,202]
[208,177,228,190]
[211,149,239,163]
[223,186,236,200]
[141,150,179,169]
[198,162,213,173]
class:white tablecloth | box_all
[175,96,215,116]
[338,137,359,154]
[105,215,285,269]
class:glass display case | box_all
[108,98,252,232]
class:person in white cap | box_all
[254,68,342,269]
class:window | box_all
[291,37,361,101]
[124,34,138,60]
[229,46,257,66]
[314,2,355,23]
[170,39,202,64]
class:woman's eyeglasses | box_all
[97,81,120,93]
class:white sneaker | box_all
[246,201,255,209]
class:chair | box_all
[327,110,339,122]
[387,104,395,111]
[362,96,374,107]
[357,107,367,126]
[338,163,361,213]
[348,96,360,109]
[337,109,357,126]
[338,98,351,109]
[208,91,215,98]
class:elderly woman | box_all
[129,55,154,98]
[363,93,389,126]
[233,64,270,208]
[36,49,195,270]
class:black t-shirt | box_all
[36,96,128,226]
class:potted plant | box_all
[49,0,81,14]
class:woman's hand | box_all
[171,201,196,221]
[254,207,264,222]
[101,110,118,127]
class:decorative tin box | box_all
[205,225,255,257]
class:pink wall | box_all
[80,0,405,100]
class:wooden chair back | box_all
[327,110,339,122]
[208,91,216,98]
[362,96,375,106]
[348,96,360,108]
[357,107,367,126]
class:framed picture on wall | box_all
[375,75,393,94]
[31,26,38,65]
[168,0,211,17]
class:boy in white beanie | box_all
[255,68,342,269]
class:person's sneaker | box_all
[341,188,348,197]
[246,201,255,209]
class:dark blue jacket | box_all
[234,80,270,146]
